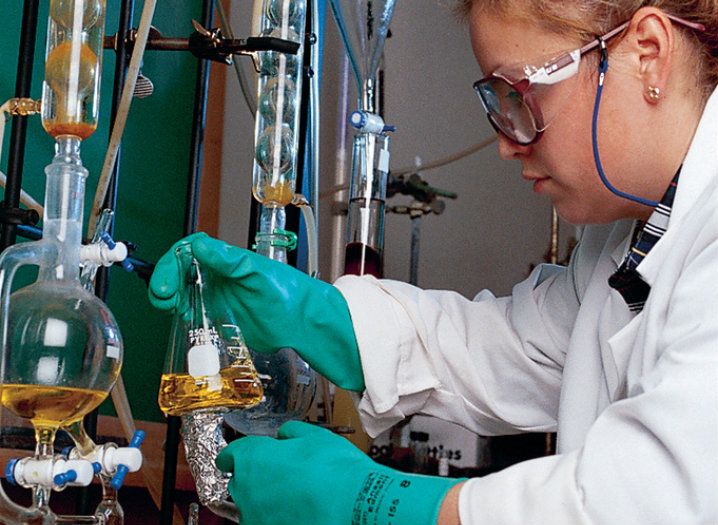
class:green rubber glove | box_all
[215,421,462,525]
[148,233,365,391]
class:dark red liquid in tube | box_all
[344,242,382,278]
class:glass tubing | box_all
[252,0,307,262]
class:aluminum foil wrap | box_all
[181,410,232,505]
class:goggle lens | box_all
[475,78,538,145]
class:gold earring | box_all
[647,86,660,100]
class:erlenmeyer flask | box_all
[157,243,263,416]
[328,0,396,105]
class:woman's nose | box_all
[497,134,533,159]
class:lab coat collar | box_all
[637,86,718,285]
[661,87,718,228]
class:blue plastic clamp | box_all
[99,232,134,271]
[110,430,146,490]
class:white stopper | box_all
[102,445,143,474]
[188,343,221,378]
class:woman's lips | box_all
[522,172,550,193]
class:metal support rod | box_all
[183,1,215,235]
[160,416,182,525]
[77,0,135,515]
[0,0,40,251]
[409,215,421,286]
[287,3,312,268]
[161,1,216,523]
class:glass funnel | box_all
[157,243,264,417]
[328,0,396,110]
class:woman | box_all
[149,1,717,523]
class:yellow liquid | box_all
[252,180,294,207]
[1,384,108,428]
[158,364,264,416]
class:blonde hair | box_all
[454,0,718,97]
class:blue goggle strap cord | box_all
[592,36,659,207]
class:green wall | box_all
[0,2,206,423]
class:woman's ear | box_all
[626,7,674,104]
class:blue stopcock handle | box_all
[53,470,78,486]
[100,232,134,271]
[350,110,396,133]
[62,446,101,473]
[5,458,19,486]
[110,430,145,490]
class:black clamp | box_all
[0,205,40,227]
[106,21,301,67]
[387,173,457,216]
[188,20,300,66]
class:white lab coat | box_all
[334,87,718,524]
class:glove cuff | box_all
[351,470,462,525]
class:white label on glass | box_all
[43,318,68,347]
[378,149,390,173]
[187,343,221,378]
[106,345,121,359]
[206,374,223,392]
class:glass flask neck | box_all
[187,257,214,347]
[172,242,223,372]
[40,136,87,281]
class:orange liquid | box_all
[42,40,100,140]
[42,121,97,140]
[252,180,294,207]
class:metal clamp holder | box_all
[0,204,40,226]
[105,21,301,68]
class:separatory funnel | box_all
[0,1,144,522]
[328,0,397,278]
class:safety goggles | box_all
[473,13,705,145]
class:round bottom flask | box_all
[2,280,122,433]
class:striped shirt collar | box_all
[608,168,681,312]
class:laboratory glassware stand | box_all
[323,0,396,454]
[327,0,396,280]
[0,0,214,522]
[0,0,148,522]
[2,0,324,522]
